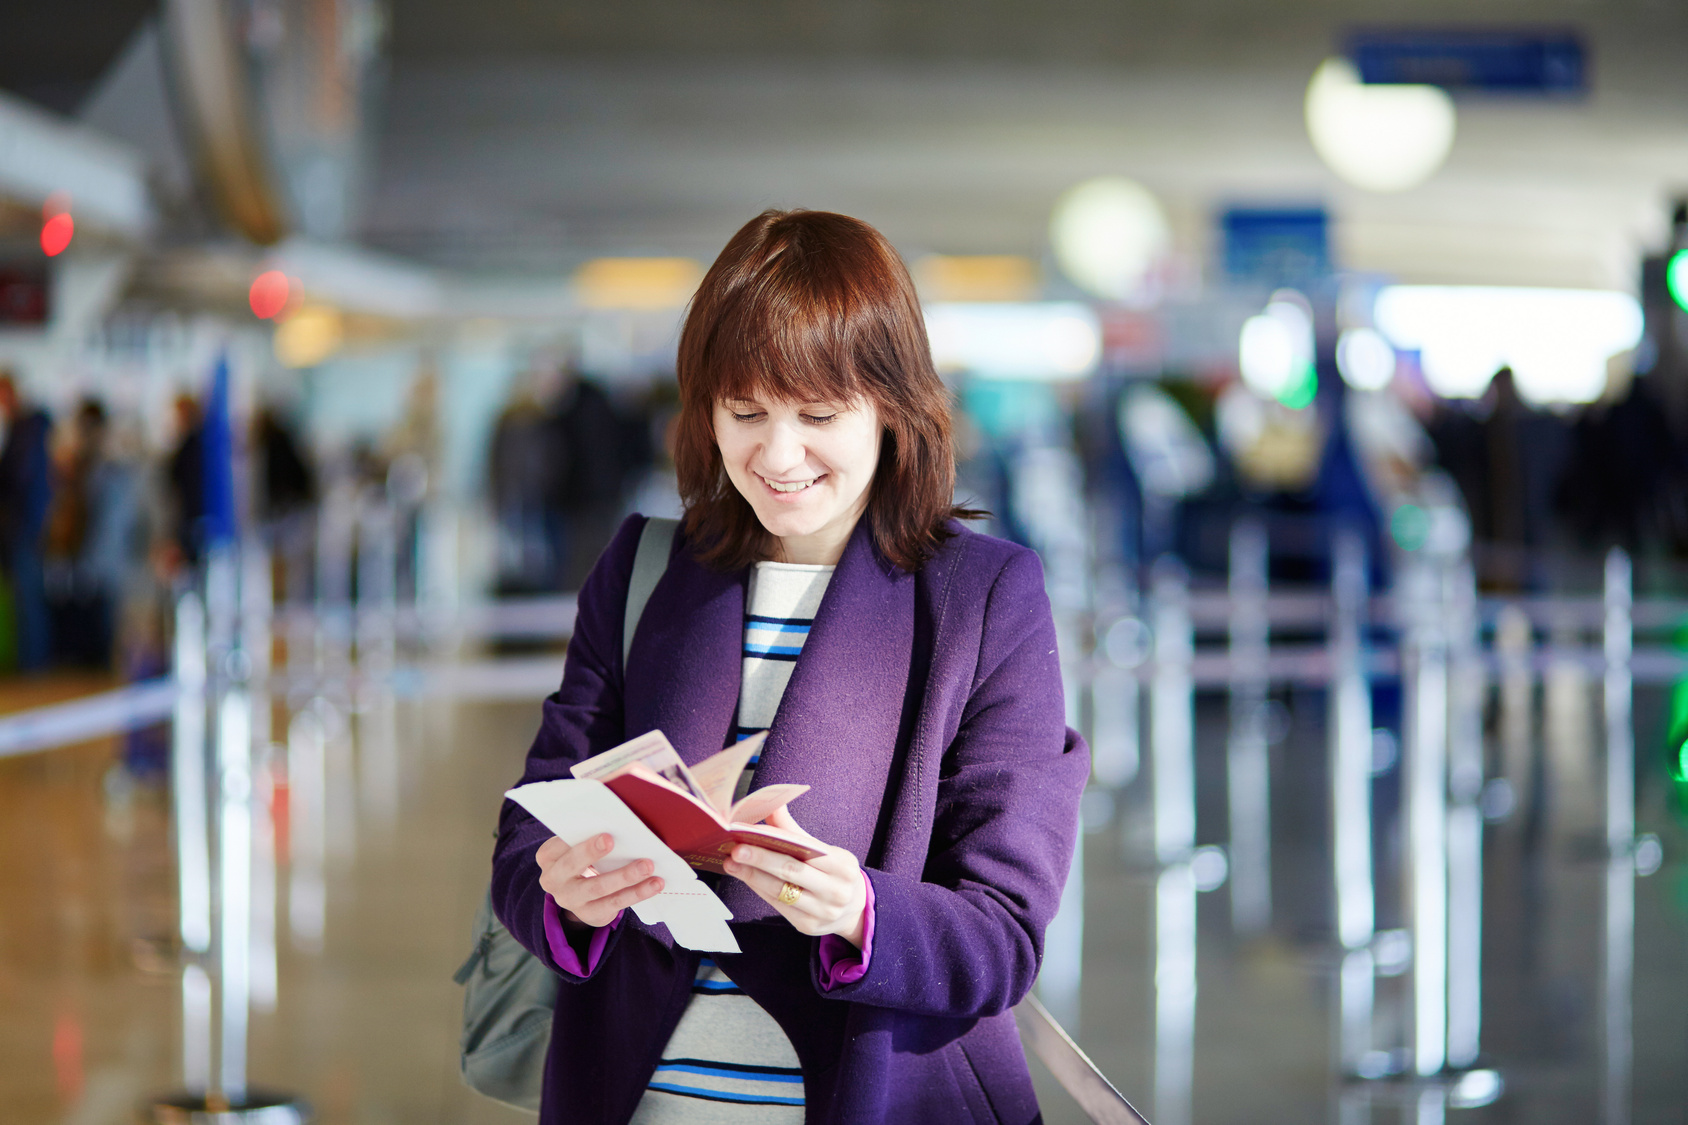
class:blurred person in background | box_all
[44,400,146,668]
[1430,367,1569,590]
[253,403,318,604]
[1559,356,1679,557]
[494,209,1087,1124]
[164,393,206,576]
[554,365,646,590]
[489,370,569,595]
[383,364,441,603]
[0,372,54,672]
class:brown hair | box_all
[674,209,976,572]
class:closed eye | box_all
[731,411,765,423]
[801,413,837,425]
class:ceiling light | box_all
[1049,177,1170,302]
[1336,328,1397,391]
[575,258,702,310]
[1373,286,1642,403]
[926,302,1101,381]
[1239,294,1317,408]
[274,306,345,368]
[1305,58,1455,192]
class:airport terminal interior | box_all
[3,2,1688,1123]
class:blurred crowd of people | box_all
[488,363,667,594]
[0,355,674,678]
[0,370,320,678]
[5,342,1683,682]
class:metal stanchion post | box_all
[1495,605,1532,837]
[1149,558,1196,1125]
[1330,530,1375,1075]
[355,499,400,830]
[1227,519,1271,935]
[172,593,213,1094]
[1404,560,1449,1078]
[146,553,310,1124]
[242,542,279,1013]
[1444,562,1486,1071]
[1151,560,1195,866]
[1602,548,1634,1125]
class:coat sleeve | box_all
[491,513,668,980]
[811,546,1089,1018]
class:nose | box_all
[759,418,806,476]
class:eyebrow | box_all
[722,397,843,410]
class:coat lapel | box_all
[623,536,744,767]
[719,520,916,922]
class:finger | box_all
[726,848,850,911]
[765,805,820,843]
[594,875,665,915]
[578,858,657,904]
[725,860,832,920]
[572,874,666,928]
[727,843,814,887]
[539,833,613,879]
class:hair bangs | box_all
[712,303,865,410]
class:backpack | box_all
[454,516,677,1110]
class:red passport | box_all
[569,730,822,875]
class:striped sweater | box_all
[629,562,833,1123]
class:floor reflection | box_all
[1,628,1685,1122]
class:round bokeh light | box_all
[1667,250,1688,312]
[1337,327,1397,391]
[1305,58,1455,193]
[1049,177,1170,302]
[249,270,291,319]
[40,213,74,257]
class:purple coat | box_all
[493,514,1089,1124]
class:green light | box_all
[1669,250,1688,313]
[1276,363,1317,410]
[1675,741,1688,784]
[1391,503,1430,551]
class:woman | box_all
[493,209,1088,1124]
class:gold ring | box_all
[777,881,803,906]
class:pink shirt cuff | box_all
[543,894,621,976]
[816,872,875,990]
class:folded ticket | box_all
[507,778,740,953]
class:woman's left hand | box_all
[723,806,868,949]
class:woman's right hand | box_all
[536,833,665,929]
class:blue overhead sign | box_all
[1221,207,1330,289]
[1344,28,1586,94]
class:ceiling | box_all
[363,0,1688,288]
[11,1,1688,290]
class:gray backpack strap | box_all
[458,514,679,1110]
[623,516,678,668]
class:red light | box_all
[40,213,73,257]
[250,270,290,319]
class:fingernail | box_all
[598,835,612,852]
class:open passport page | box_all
[504,730,823,951]
[566,729,823,874]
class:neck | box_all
[773,519,856,566]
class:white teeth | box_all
[763,477,814,493]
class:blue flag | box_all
[202,354,237,546]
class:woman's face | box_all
[714,393,882,565]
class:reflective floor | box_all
[2,673,1685,1124]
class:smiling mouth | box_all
[757,473,821,494]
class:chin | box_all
[755,511,824,540]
